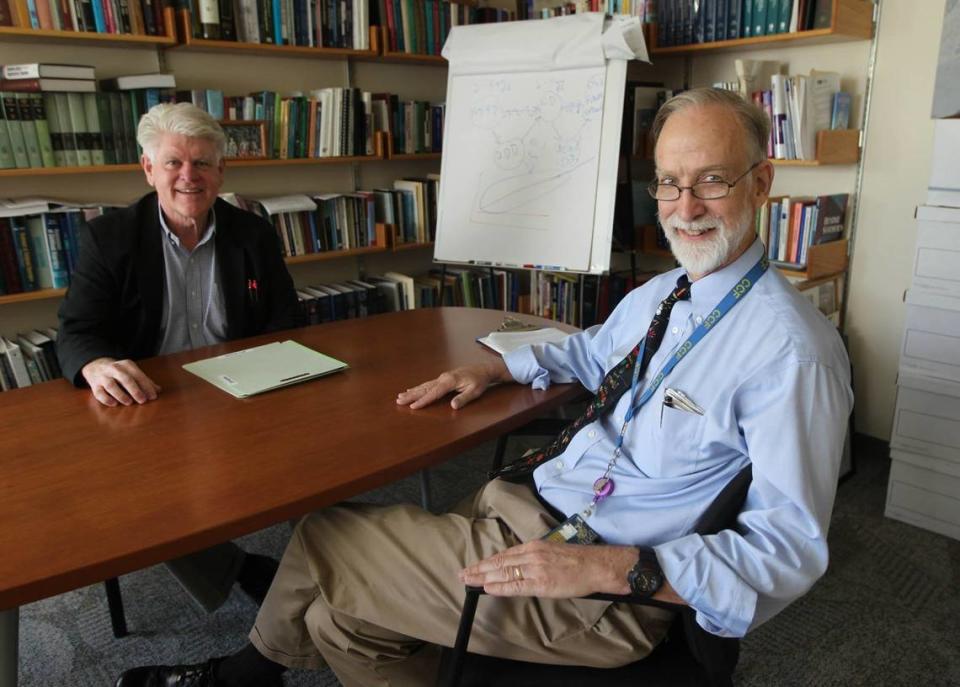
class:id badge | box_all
[542,513,603,545]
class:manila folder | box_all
[183,340,348,398]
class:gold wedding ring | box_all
[513,566,524,581]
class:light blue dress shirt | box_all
[503,239,854,638]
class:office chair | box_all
[438,465,753,687]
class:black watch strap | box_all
[627,546,663,598]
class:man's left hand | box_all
[460,540,635,598]
[459,540,687,604]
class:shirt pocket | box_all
[640,390,707,477]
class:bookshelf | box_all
[0,6,177,45]
[171,11,379,58]
[649,0,875,55]
[0,1,877,345]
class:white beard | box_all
[660,203,756,278]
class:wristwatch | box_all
[627,547,663,597]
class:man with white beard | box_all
[117,87,854,687]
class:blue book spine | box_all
[308,209,319,252]
[728,0,741,39]
[90,0,106,32]
[272,0,283,44]
[716,0,728,40]
[43,214,69,288]
[10,219,37,291]
[61,212,81,277]
[702,0,714,43]
[742,0,752,36]
[768,202,780,260]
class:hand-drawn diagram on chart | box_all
[464,67,606,231]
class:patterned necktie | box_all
[493,274,692,481]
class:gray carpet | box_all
[17,438,960,686]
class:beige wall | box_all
[846,0,945,440]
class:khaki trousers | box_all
[249,479,673,687]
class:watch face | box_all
[636,570,661,594]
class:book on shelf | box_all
[758,193,849,268]
[1,64,96,81]
[100,72,176,90]
[181,0,369,48]
[1,0,168,33]
[751,69,842,161]
[830,91,851,129]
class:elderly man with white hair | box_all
[57,102,300,613]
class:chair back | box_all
[680,464,753,686]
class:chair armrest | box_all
[464,586,684,611]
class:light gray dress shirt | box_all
[157,208,229,355]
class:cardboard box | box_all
[885,459,960,541]
[899,290,960,383]
[912,205,960,298]
[890,372,960,469]
[932,0,960,119]
[927,120,960,208]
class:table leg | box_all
[419,469,433,512]
[0,607,18,687]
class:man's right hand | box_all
[81,357,161,407]
[396,359,513,410]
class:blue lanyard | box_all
[620,255,768,443]
[583,255,769,518]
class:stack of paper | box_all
[477,328,570,356]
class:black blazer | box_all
[57,193,301,386]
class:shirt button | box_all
[588,430,597,439]
[191,323,198,329]
[555,460,564,470]
[671,326,679,334]
[191,290,196,297]
[695,316,703,324]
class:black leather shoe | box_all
[115,658,223,687]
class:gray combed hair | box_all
[137,102,227,162]
[651,87,770,163]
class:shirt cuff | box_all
[655,535,756,638]
[503,346,551,390]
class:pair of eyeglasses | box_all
[647,160,762,201]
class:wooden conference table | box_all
[0,307,582,687]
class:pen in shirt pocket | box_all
[660,387,705,427]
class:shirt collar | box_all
[158,203,217,250]
[686,238,766,314]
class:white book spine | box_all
[771,74,788,160]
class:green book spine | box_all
[82,92,105,166]
[29,93,56,168]
[753,0,766,36]
[778,0,792,32]
[118,92,137,163]
[0,115,15,169]
[15,93,44,168]
[25,216,53,290]
[2,92,31,169]
[95,93,116,165]
[742,0,753,37]
[65,92,91,167]
[41,94,66,167]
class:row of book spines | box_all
[246,195,382,257]
[194,89,377,160]
[383,101,444,155]
[377,180,439,246]
[756,194,846,267]
[0,211,103,296]
[516,0,655,21]
[0,330,61,393]
[531,270,657,328]
[3,0,169,34]
[0,90,174,170]
[445,268,523,313]
[182,0,368,48]
[296,280,394,325]
[656,0,830,47]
